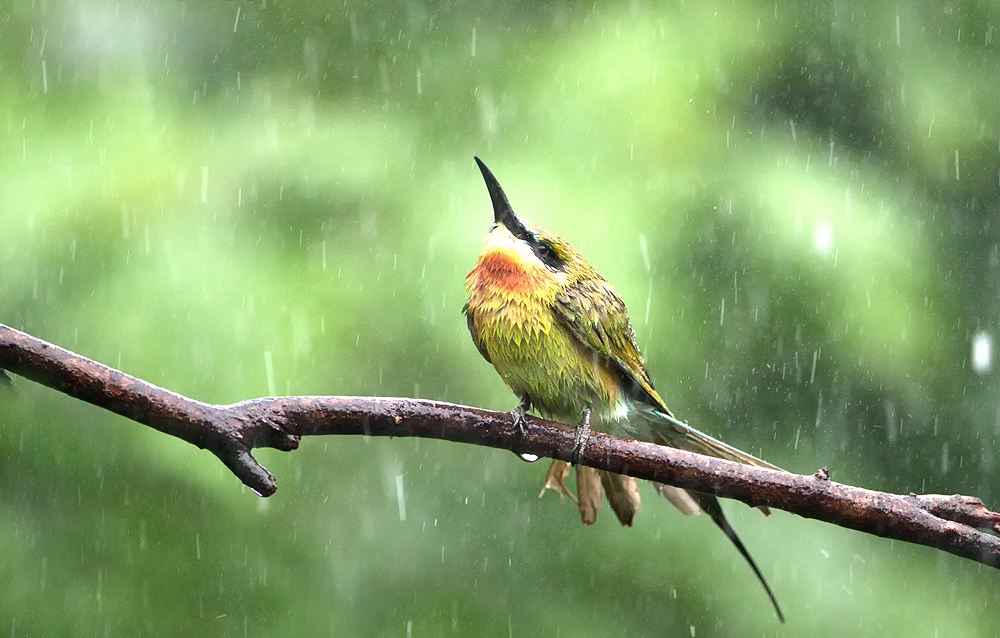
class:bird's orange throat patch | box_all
[467,248,549,294]
[466,225,562,300]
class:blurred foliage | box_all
[1,1,999,636]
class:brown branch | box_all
[1,323,999,569]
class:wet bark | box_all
[1,323,998,569]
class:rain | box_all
[0,2,998,637]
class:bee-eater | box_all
[463,157,784,622]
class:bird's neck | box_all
[466,250,558,299]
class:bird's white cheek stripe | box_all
[483,226,568,283]
[483,226,540,267]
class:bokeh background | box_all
[2,1,999,636]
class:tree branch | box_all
[2,323,999,569]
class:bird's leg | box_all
[570,407,592,466]
[509,396,539,463]
[510,395,531,441]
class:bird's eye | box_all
[532,240,564,269]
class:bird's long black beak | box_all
[474,157,530,239]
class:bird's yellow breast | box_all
[466,232,622,421]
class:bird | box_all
[463,157,785,622]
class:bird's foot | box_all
[570,407,592,466]
[510,398,539,463]
[510,399,530,440]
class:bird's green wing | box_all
[554,279,782,471]
[553,278,671,414]
[462,302,492,364]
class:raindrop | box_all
[639,234,652,325]
[264,351,275,395]
[972,332,992,374]
[814,222,834,255]
[395,474,407,521]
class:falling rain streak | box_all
[264,351,275,395]
[395,474,407,522]
[639,234,652,325]
[3,3,998,635]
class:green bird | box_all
[463,157,785,622]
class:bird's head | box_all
[468,157,586,294]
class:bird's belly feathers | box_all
[470,296,626,423]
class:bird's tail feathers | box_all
[637,408,784,620]
[691,492,785,623]
[652,483,702,515]
[642,408,782,471]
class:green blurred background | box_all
[2,1,999,635]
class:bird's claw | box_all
[510,398,539,463]
[570,407,592,466]
[510,405,529,441]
